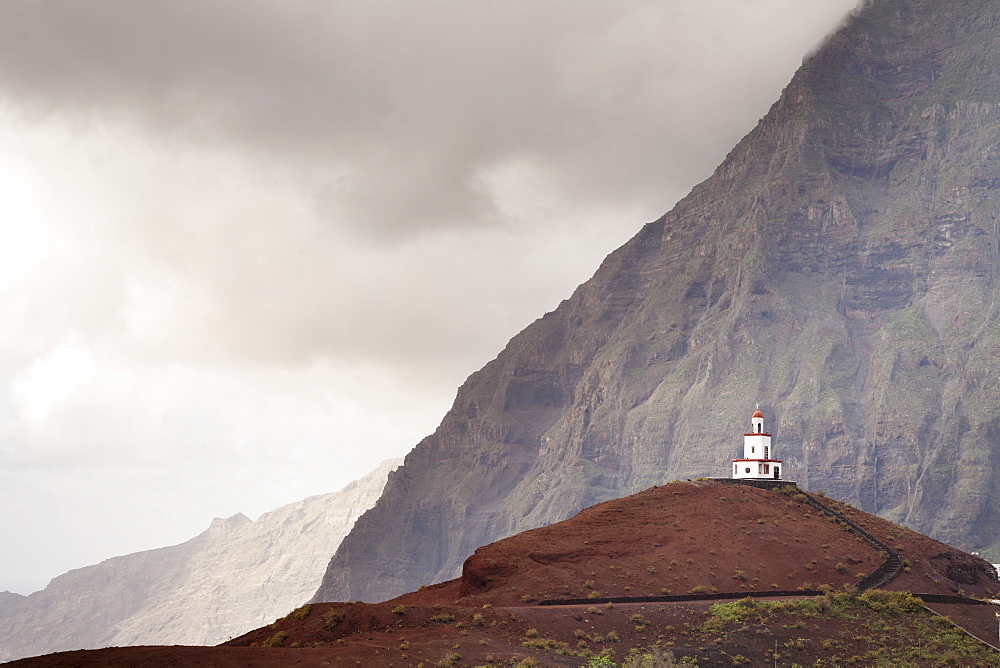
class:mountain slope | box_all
[315,0,1000,604]
[0,459,400,662]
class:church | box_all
[732,407,782,480]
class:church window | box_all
[745,467,751,474]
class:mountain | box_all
[0,593,23,617]
[12,481,1000,666]
[0,458,400,663]
[315,0,1000,605]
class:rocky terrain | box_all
[10,481,1000,666]
[314,0,1000,605]
[0,459,400,662]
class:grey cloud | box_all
[0,0,857,240]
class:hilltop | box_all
[11,481,999,666]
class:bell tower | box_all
[732,406,782,480]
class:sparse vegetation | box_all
[285,604,312,620]
[262,631,287,647]
[690,589,995,664]
[437,651,461,667]
[322,609,345,629]
[521,636,568,651]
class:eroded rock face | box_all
[314,0,1000,604]
[0,459,400,662]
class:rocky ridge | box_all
[315,0,1000,604]
[0,459,400,662]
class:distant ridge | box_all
[0,458,400,662]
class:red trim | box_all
[731,459,782,463]
[743,433,772,437]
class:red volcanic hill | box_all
[10,481,1000,666]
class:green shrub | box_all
[858,589,923,615]
[322,609,345,629]
[286,604,312,620]
[430,613,455,623]
[437,652,461,667]
[587,658,616,668]
[522,637,567,651]
[262,631,287,647]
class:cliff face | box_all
[0,459,400,662]
[315,0,1000,604]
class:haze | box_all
[0,0,857,595]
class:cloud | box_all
[0,1,857,239]
[0,1,859,593]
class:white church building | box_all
[732,407,782,480]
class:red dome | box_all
[752,409,764,418]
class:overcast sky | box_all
[0,0,857,595]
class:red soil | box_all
[10,481,1000,666]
